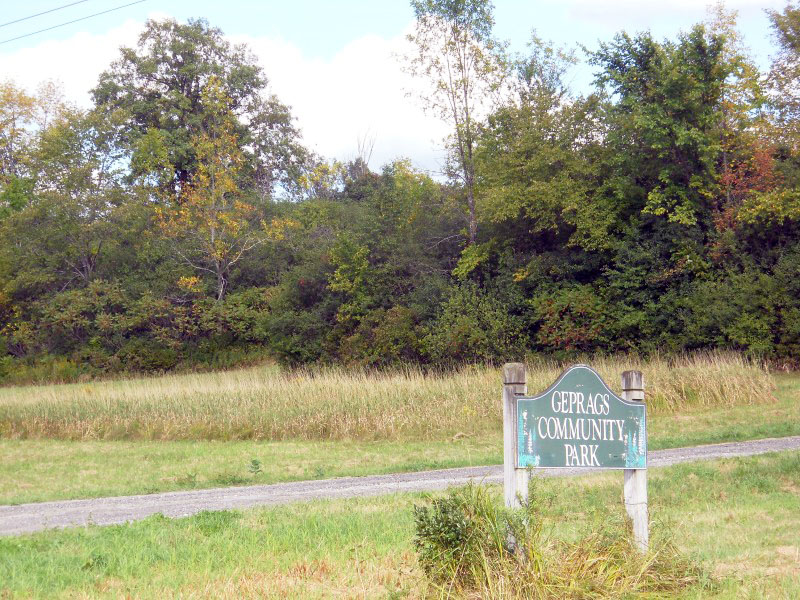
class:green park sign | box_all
[516,364,646,469]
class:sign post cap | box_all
[503,363,526,385]
[621,370,644,391]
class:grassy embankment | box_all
[1,451,798,599]
[1,354,797,504]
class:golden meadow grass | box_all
[0,353,775,441]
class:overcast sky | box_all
[0,0,787,174]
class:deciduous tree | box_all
[0,82,36,218]
[768,1,800,149]
[93,18,307,200]
[404,0,506,245]
[1,108,132,297]
[156,78,268,301]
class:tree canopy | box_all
[2,6,800,383]
[92,17,307,200]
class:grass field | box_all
[1,451,798,599]
[1,355,796,505]
[0,354,774,441]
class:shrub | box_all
[413,483,514,587]
[338,306,424,366]
[532,284,613,355]
[423,282,529,364]
[116,339,178,372]
[413,481,707,598]
[0,355,92,385]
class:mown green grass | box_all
[1,452,798,599]
[0,373,796,505]
[646,373,800,449]
[0,437,499,505]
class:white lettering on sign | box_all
[564,443,601,466]
[551,391,611,415]
[536,416,624,441]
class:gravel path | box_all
[2,435,799,536]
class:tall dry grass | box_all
[0,353,774,441]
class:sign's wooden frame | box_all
[502,363,649,552]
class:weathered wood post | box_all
[503,363,527,508]
[622,370,648,552]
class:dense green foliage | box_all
[2,6,800,382]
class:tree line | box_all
[2,2,800,382]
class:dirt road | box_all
[2,435,799,536]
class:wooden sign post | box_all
[503,363,528,509]
[622,370,648,552]
[503,363,649,552]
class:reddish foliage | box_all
[716,141,782,232]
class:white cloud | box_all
[236,28,450,174]
[0,14,450,175]
[0,19,142,106]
